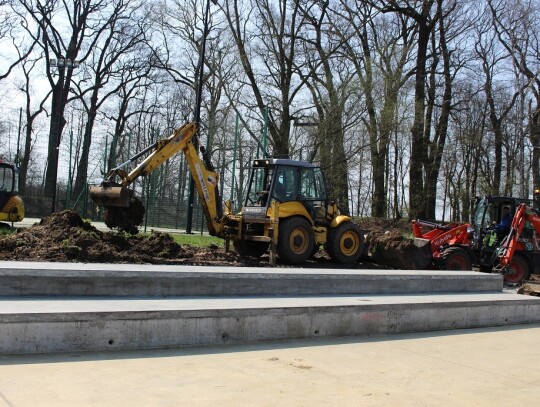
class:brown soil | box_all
[518,275,540,296]
[366,229,431,269]
[357,218,433,270]
[0,210,398,268]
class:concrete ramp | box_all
[1,261,540,354]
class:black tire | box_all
[232,240,269,258]
[439,247,472,270]
[277,217,315,264]
[504,253,531,284]
[326,221,365,264]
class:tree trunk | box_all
[409,21,431,219]
[424,6,452,220]
[73,109,96,202]
[44,75,67,198]
[530,105,540,189]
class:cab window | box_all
[300,168,326,200]
[272,167,297,202]
[0,166,14,192]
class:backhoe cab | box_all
[469,196,532,266]
[233,158,365,264]
[0,161,24,224]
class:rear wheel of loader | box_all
[103,196,145,234]
[326,221,364,264]
[504,253,530,284]
[439,247,471,270]
[277,217,315,264]
[233,240,269,258]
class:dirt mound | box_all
[0,210,274,266]
[356,217,410,234]
[0,210,194,264]
[519,274,540,296]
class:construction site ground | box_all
[1,211,540,405]
[1,325,539,406]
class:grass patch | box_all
[168,233,225,247]
[0,223,16,236]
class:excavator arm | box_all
[90,122,223,235]
[496,203,528,268]
[496,202,540,270]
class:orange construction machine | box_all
[413,194,539,283]
[494,202,540,284]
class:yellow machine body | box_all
[90,122,365,264]
[0,162,24,223]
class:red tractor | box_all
[413,195,539,284]
[412,219,471,269]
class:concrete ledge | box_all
[1,293,539,354]
[0,261,503,296]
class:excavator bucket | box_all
[89,184,133,208]
[367,232,434,270]
[90,183,144,234]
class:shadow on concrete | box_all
[2,323,539,366]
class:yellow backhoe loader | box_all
[0,161,24,224]
[90,122,364,264]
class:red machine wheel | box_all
[504,253,531,284]
[439,247,472,270]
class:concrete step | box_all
[0,261,502,297]
[2,292,540,354]
[3,261,536,355]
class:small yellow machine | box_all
[0,161,24,223]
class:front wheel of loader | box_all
[326,221,364,264]
[277,217,315,264]
[504,253,530,285]
[233,240,269,258]
[439,247,471,270]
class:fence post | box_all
[230,113,239,208]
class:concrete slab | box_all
[0,261,503,296]
[1,262,535,357]
[1,324,539,406]
[2,292,540,354]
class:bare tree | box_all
[474,8,522,196]
[16,52,51,195]
[366,0,441,218]
[221,0,309,156]
[488,0,540,192]
[16,0,133,205]
[293,1,356,208]
[1,3,36,81]
[70,0,152,200]
[335,1,414,216]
